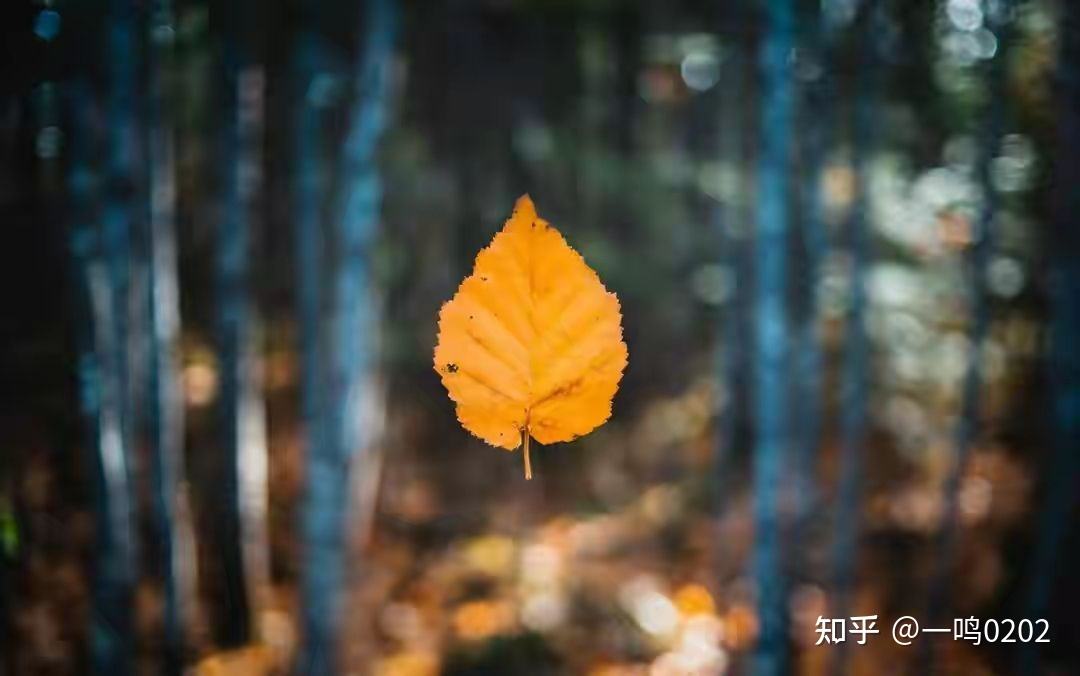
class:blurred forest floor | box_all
[9,354,1047,674]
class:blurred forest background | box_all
[2,0,1079,674]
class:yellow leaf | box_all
[434,195,628,479]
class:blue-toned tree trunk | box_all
[294,26,331,669]
[1019,0,1080,671]
[104,0,140,498]
[831,8,876,660]
[752,1,794,673]
[144,1,191,670]
[107,0,150,524]
[214,0,268,647]
[70,84,136,675]
[297,0,396,672]
[294,25,335,674]
[84,0,144,668]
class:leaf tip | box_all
[513,193,536,218]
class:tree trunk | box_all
[752,0,795,673]
[297,1,396,673]
[294,25,332,670]
[84,0,145,667]
[831,3,877,672]
[71,82,136,674]
[144,3,194,672]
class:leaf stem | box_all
[523,427,532,480]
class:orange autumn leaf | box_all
[434,195,628,479]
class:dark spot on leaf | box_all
[447,363,459,373]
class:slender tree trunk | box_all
[214,0,268,647]
[831,4,877,673]
[1019,0,1080,671]
[294,25,330,669]
[104,0,140,532]
[298,0,396,672]
[84,230,137,676]
[85,0,144,667]
[293,23,328,638]
[70,86,136,675]
[144,2,193,670]
[752,1,794,673]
